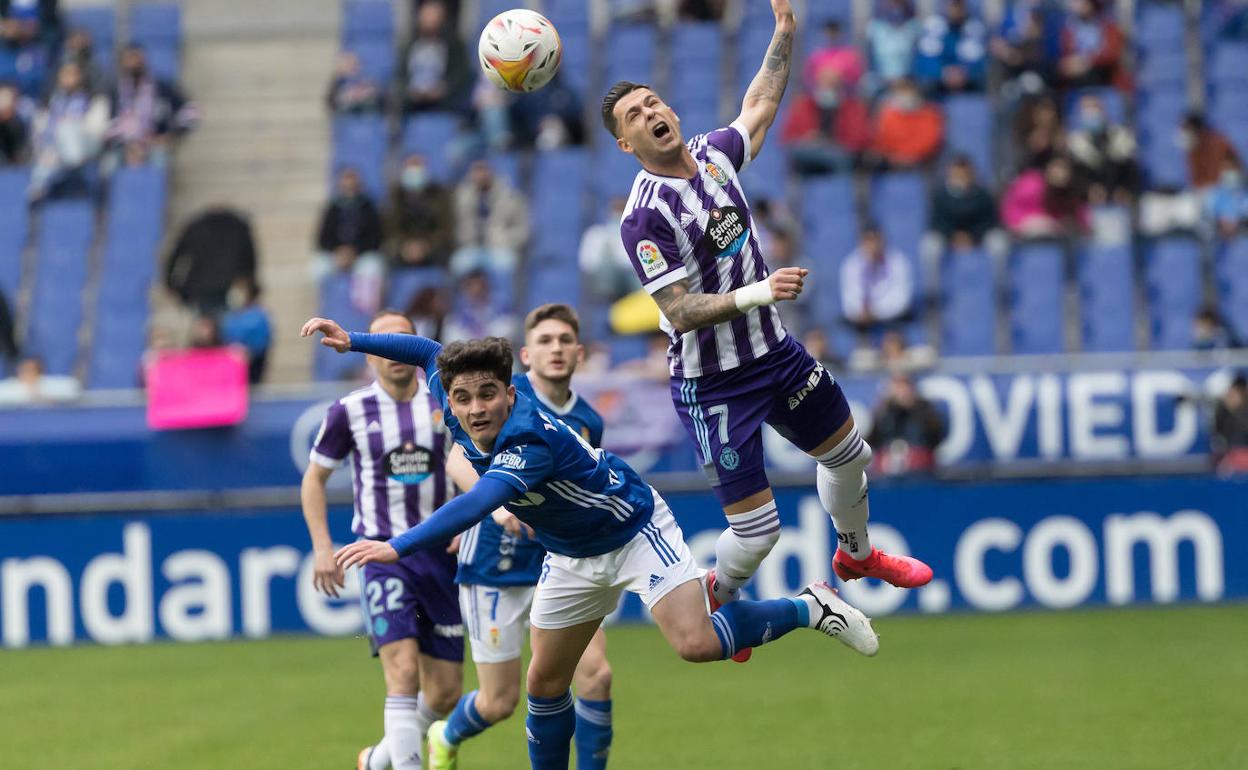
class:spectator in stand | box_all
[108,44,197,167]
[866,0,921,95]
[0,0,57,96]
[1205,158,1248,238]
[0,80,30,164]
[1180,112,1242,192]
[326,51,382,114]
[804,20,864,92]
[579,196,635,304]
[1013,95,1063,171]
[0,284,16,367]
[867,373,947,475]
[1193,306,1240,351]
[869,77,944,169]
[782,59,871,175]
[468,72,512,151]
[1058,0,1128,90]
[0,356,83,406]
[1213,373,1248,474]
[1002,155,1090,236]
[841,225,915,334]
[165,206,258,313]
[509,74,583,149]
[403,0,471,113]
[679,0,725,20]
[28,61,108,201]
[60,28,104,94]
[991,3,1057,97]
[386,153,454,269]
[913,0,988,95]
[404,285,451,340]
[450,157,529,278]
[1066,93,1140,204]
[443,268,516,341]
[219,275,272,384]
[314,166,386,313]
[930,155,998,248]
[768,229,812,335]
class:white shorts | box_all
[459,583,535,664]
[530,492,702,630]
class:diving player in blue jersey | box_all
[436,304,614,770]
[302,316,879,770]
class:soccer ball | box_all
[478,9,562,93]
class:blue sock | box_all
[443,691,492,746]
[573,698,612,770]
[526,691,575,769]
[709,598,806,660]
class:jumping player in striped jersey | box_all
[302,317,880,770]
[300,310,463,770]
[427,304,615,770]
[603,0,932,661]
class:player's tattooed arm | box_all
[737,0,796,158]
[651,278,743,334]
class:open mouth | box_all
[652,121,671,140]
[470,419,491,432]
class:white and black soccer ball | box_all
[477,9,562,93]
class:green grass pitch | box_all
[3,605,1246,769]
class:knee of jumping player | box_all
[674,628,724,663]
[526,664,575,699]
[475,685,520,723]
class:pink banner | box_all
[146,347,250,430]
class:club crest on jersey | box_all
[718,446,740,470]
[705,161,730,187]
[636,239,668,278]
[702,206,749,259]
[385,442,434,484]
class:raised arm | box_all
[300,316,443,370]
[651,268,808,335]
[736,0,796,159]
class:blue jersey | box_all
[428,370,653,560]
[456,374,607,586]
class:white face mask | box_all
[400,167,428,191]
[226,287,247,309]
[1175,130,1194,152]
[1222,169,1243,188]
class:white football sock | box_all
[814,428,874,560]
[712,499,781,601]
[414,693,444,748]
[365,740,389,770]
[384,695,424,770]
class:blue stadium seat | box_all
[315,273,372,380]
[1216,238,1248,342]
[1078,242,1136,352]
[737,24,775,93]
[870,172,927,285]
[1137,51,1188,90]
[0,168,30,298]
[1137,90,1191,188]
[526,263,580,310]
[386,267,448,309]
[1135,1,1187,47]
[86,303,149,389]
[555,25,591,95]
[607,333,649,365]
[65,6,116,80]
[592,143,642,205]
[476,0,528,29]
[341,0,394,43]
[801,175,857,339]
[1144,235,1201,350]
[1208,42,1248,85]
[942,248,996,356]
[128,4,181,47]
[532,149,588,259]
[606,24,658,84]
[333,114,388,199]
[1064,87,1126,127]
[102,167,167,293]
[26,202,95,375]
[1008,240,1065,354]
[400,113,461,184]
[348,38,395,84]
[942,94,992,179]
[738,140,788,203]
[672,22,721,68]
[806,0,853,27]
[545,0,590,26]
[142,42,180,82]
[1210,91,1248,160]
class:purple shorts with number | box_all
[671,334,851,506]
[359,547,464,662]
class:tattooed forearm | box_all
[652,280,742,334]
[743,25,794,111]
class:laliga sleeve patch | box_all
[636,239,669,279]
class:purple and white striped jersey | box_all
[310,380,455,539]
[618,121,786,379]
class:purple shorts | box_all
[359,548,464,662]
[671,334,851,506]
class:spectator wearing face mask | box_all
[107,44,198,167]
[386,153,454,269]
[804,20,864,92]
[1180,112,1242,192]
[1204,158,1248,238]
[1002,155,1090,236]
[1066,93,1140,204]
[782,61,871,175]
[866,0,922,94]
[869,77,945,169]
[1058,0,1129,90]
[314,166,386,313]
[913,0,988,95]
[449,157,529,279]
[929,155,997,248]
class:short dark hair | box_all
[369,308,415,333]
[436,337,514,390]
[524,303,581,337]
[601,80,650,138]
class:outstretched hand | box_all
[768,266,808,302]
[771,0,794,19]
[301,316,351,353]
[336,540,399,570]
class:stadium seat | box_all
[555,25,591,95]
[128,3,181,47]
[1216,238,1248,342]
[1137,90,1191,188]
[1137,51,1188,91]
[870,172,927,286]
[1008,240,1065,354]
[86,302,149,389]
[341,0,394,43]
[942,94,992,180]
[801,175,858,349]
[315,273,372,380]
[142,42,180,82]
[26,202,96,375]
[738,139,788,203]
[1078,242,1137,352]
[1135,1,1187,47]
[64,6,116,80]
[348,38,395,84]
[737,24,775,93]
[672,22,721,69]
[386,267,449,309]
[1208,42,1248,86]
[1063,87,1126,127]
[532,149,588,260]
[1144,235,1202,350]
[332,114,388,199]
[606,24,658,85]
[1210,91,1248,160]
[475,0,519,29]
[606,333,649,365]
[942,248,996,356]
[0,168,30,298]
[399,113,461,184]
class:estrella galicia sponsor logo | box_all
[705,161,730,187]
[701,206,748,259]
[493,448,527,470]
[385,442,434,484]
[787,363,826,410]
[718,445,740,470]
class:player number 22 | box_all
[366,577,404,615]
